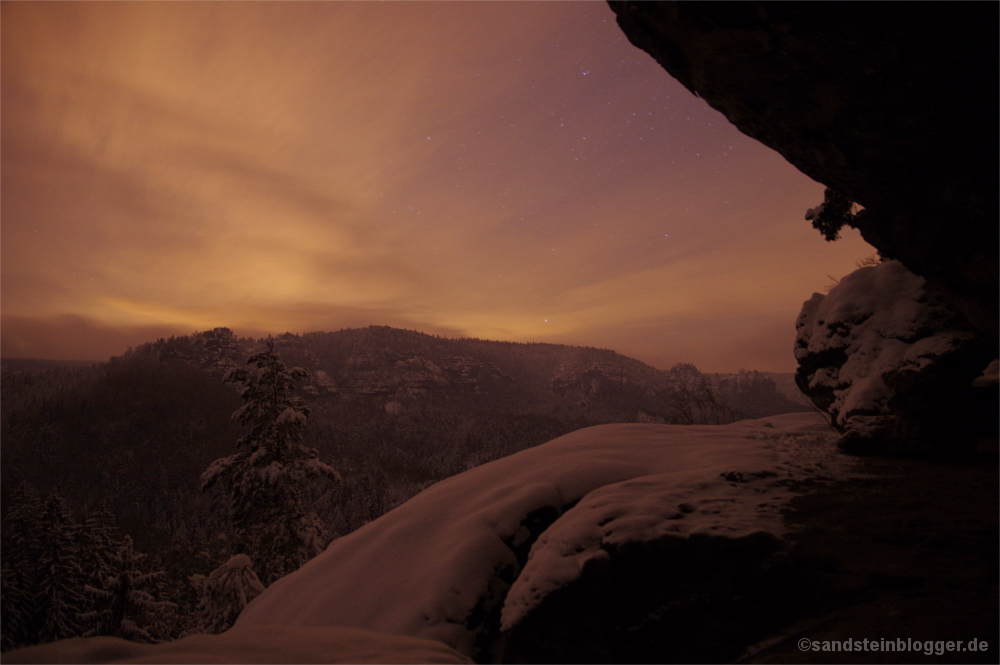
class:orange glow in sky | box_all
[1,2,873,372]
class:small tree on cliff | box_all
[805,187,862,241]
[201,339,339,585]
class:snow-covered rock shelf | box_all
[6,413,856,663]
[237,412,854,660]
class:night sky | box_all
[1,1,873,372]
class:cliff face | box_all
[608,1,998,347]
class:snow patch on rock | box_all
[795,261,973,421]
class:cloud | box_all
[0,314,190,361]
[1,308,466,362]
[1,1,875,371]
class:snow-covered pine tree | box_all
[76,504,120,582]
[34,494,86,644]
[3,491,178,650]
[79,528,177,643]
[1,484,46,650]
[201,338,339,584]
[188,554,265,634]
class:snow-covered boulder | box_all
[236,413,853,661]
[794,260,996,453]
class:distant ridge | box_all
[135,325,808,424]
[0,358,101,373]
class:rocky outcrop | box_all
[550,361,632,398]
[308,351,512,399]
[340,351,450,397]
[303,369,338,395]
[608,2,999,347]
[442,356,513,390]
[794,261,996,454]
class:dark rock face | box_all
[608,1,999,346]
[550,361,633,398]
[331,350,511,398]
[501,531,830,664]
[794,261,996,454]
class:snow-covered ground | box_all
[237,412,854,656]
[5,625,473,663]
[7,413,855,663]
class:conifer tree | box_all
[194,327,244,373]
[188,554,265,634]
[1,484,45,650]
[2,491,176,650]
[201,339,339,584]
[79,529,176,643]
[35,494,86,644]
[76,504,120,587]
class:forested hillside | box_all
[1,326,808,649]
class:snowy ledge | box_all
[235,412,857,658]
[5,413,858,663]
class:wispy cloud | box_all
[1,2,873,370]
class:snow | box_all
[236,412,852,656]
[199,455,237,488]
[302,457,340,479]
[4,626,472,663]
[220,554,256,575]
[795,260,975,426]
[277,407,307,425]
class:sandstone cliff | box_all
[608,1,998,347]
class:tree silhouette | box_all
[805,188,861,241]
